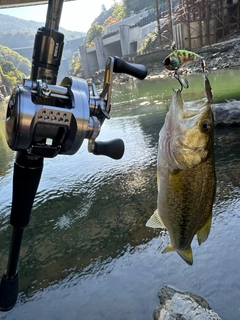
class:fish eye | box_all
[164,57,170,66]
[201,120,211,132]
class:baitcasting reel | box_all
[5,56,147,160]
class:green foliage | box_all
[138,31,158,53]
[0,45,29,88]
[123,0,155,15]
[112,2,127,21]
[0,31,34,48]
[0,45,31,75]
[86,22,104,46]
[103,16,118,28]
[0,13,85,49]
[0,63,25,87]
[94,6,114,26]
[69,51,83,77]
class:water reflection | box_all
[1,70,240,320]
[0,113,158,296]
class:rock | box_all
[212,100,240,126]
[153,285,221,320]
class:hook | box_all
[174,72,189,92]
[201,58,207,74]
[171,41,177,51]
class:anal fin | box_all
[177,248,193,266]
[162,244,193,266]
[197,213,212,245]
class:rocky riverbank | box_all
[89,36,240,87]
[146,36,240,79]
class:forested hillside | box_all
[0,45,31,96]
[0,13,86,95]
[0,13,85,48]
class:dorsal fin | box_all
[146,210,165,229]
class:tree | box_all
[112,2,126,21]
[101,4,107,12]
[86,22,104,46]
[123,0,155,15]
[0,45,31,75]
[69,51,83,77]
[1,60,15,74]
[103,16,118,28]
[0,61,26,87]
[138,31,158,53]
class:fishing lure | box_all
[164,43,207,91]
[163,50,204,71]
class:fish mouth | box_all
[161,90,212,169]
[175,89,184,110]
[175,89,210,116]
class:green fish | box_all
[146,78,216,265]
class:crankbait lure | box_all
[163,50,204,71]
[163,42,208,91]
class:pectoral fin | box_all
[146,210,165,229]
[197,213,212,245]
[162,244,193,266]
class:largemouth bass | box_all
[146,76,216,265]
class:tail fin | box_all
[177,248,193,266]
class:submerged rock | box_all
[153,285,221,320]
[212,100,240,126]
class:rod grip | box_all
[0,273,19,311]
[93,139,125,160]
[10,151,43,228]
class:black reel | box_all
[5,56,147,160]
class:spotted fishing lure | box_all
[163,50,204,71]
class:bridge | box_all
[79,10,164,78]
[10,36,85,80]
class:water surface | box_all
[0,69,240,320]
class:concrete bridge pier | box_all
[95,36,106,70]
[79,44,91,78]
[119,25,130,56]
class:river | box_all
[0,69,240,319]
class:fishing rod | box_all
[0,0,147,311]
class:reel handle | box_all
[92,139,125,160]
[113,56,147,80]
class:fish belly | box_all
[158,156,215,251]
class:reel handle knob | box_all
[113,56,147,80]
[93,139,125,160]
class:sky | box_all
[0,0,114,33]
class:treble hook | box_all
[201,58,207,73]
[174,71,189,92]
